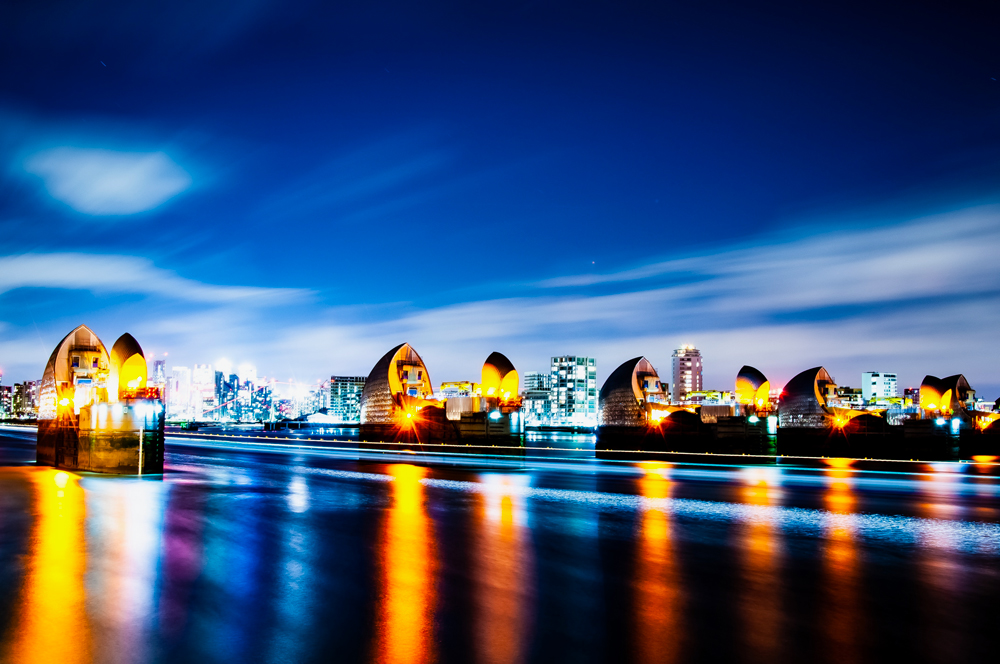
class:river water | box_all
[0,425,998,663]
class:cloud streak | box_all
[24,147,192,215]
[0,253,310,304]
[3,206,1000,398]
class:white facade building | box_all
[549,356,597,426]
[862,371,897,402]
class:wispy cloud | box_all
[24,147,192,215]
[537,206,1000,315]
[0,253,310,304]
[3,206,1000,396]
[236,205,1000,391]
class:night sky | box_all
[2,1,1000,396]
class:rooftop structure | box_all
[598,357,666,428]
[481,352,518,401]
[777,366,837,429]
[360,343,435,425]
[37,325,163,474]
[919,374,975,416]
[735,365,770,413]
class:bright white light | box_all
[489,411,502,420]
[935,418,946,426]
[748,415,759,423]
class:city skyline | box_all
[0,339,982,401]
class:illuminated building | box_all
[521,384,552,426]
[597,356,712,455]
[862,372,897,403]
[453,352,524,442]
[152,359,166,387]
[904,387,919,406]
[598,357,666,428]
[671,345,702,402]
[12,381,40,418]
[481,352,519,401]
[330,376,366,423]
[360,344,523,446]
[550,356,597,427]
[685,390,732,404]
[777,366,896,456]
[523,371,549,391]
[834,386,864,408]
[777,366,839,430]
[0,384,11,417]
[166,366,192,420]
[359,343,448,443]
[438,380,478,399]
[736,365,770,414]
[918,374,975,417]
[36,325,164,474]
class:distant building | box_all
[685,390,731,404]
[834,386,864,408]
[862,371,897,403]
[0,384,10,417]
[520,372,552,425]
[439,380,478,398]
[152,360,166,387]
[167,366,192,420]
[671,345,702,402]
[904,387,920,406]
[330,376,366,423]
[12,380,40,418]
[549,356,597,426]
[523,371,550,391]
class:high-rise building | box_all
[330,376,366,422]
[549,356,597,426]
[152,360,166,387]
[167,367,193,419]
[862,371,897,403]
[12,381,40,418]
[671,345,702,402]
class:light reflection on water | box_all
[633,464,682,664]
[473,474,533,664]
[737,481,781,664]
[0,446,999,663]
[375,464,437,664]
[822,469,862,663]
[3,469,91,664]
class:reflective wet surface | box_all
[1,425,999,663]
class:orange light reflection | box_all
[738,485,782,661]
[822,470,861,660]
[2,469,92,664]
[374,464,437,664]
[633,467,682,664]
[473,475,532,664]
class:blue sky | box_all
[2,1,1000,397]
